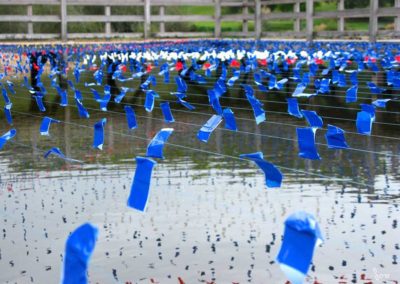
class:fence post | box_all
[27,5,33,37]
[293,0,300,33]
[369,0,378,42]
[242,0,248,34]
[306,0,313,42]
[395,0,400,32]
[159,5,165,34]
[105,6,111,37]
[338,0,344,33]
[214,0,221,38]
[144,0,151,39]
[60,0,67,41]
[255,0,261,40]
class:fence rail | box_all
[0,0,399,41]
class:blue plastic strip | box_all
[227,70,240,87]
[0,129,16,150]
[222,108,237,131]
[345,85,358,103]
[124,106,137,129]
[175,76,188,93]
[74,89,82,101]
[177,97,195,111]
[197,115,223,143]
[286,98,303,118]
[296,127,321,160]
[372,99,390,108]
[140,75,156,90]
[93,118,107,150]
[4,103,12,125]
[61,223,98,284]
[40,116,60,136]
[276,211,323,284]
[146,128,174,159]
[325,124,349,149]
[127,156,157,212]
[360,104,376,121]
[75,98,90,119]
[2,88,11,105]
[114,87,130,103]
[244,86,265,125]
[144,90,159,112]
[301,110,323,128]
[160,102,175,123]
[44,147,81,163]
[239,152,283,188]
[356,111,373,135]
[34,94,46,112]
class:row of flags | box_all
[1,39,399,283]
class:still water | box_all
[0,68,399,283]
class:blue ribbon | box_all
[160,102,175,123]
[197,115,223,143]
[93,118,107,150]
[276,211,323,284]
[0,129,16,150]
[325,124,349,149]
[62,223,98,284]
[127,156,157,212]
[296,127,321,160]
[240,152,283,188]
[40,116,60,136]
[146,128,174,159]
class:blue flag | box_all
[345,85,358,103]
[144,90,159,112]
[61,223,98,284]
[276,211,323,284]
[44,147,81,163]
[33,94,46,112]
[4,103,12,125]
[75,98,90,119]
[297,127,321,160]
[146,128,174,159]
[40,117,60,136]
[325,124,349,149]
[287,98,303,118]
[356,111,373,135]
[175,76,187,93]
[372,99,390,108]
[160,102,175,123]
[127,156,157,212]
[301,110,323,128]
[197,115,223,143]
[240,152,283,188]
[93,118,106,150]
[0,129,16,150]
[124,106,137,129]
[360,104,376,121]
[222,108,237,131]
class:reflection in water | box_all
[0,67,399,283]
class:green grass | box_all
[263,20,294,32]
[0,2,380,36]
[191,21,255,33]
[345,19,369,31]
[165,6,214,15]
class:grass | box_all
[0,1,394,36]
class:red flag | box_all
[258,59,267,66]
[314,58,324,65]
[230,59,240,68]
[175,61,184,71]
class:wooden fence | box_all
[0,0,399,42]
